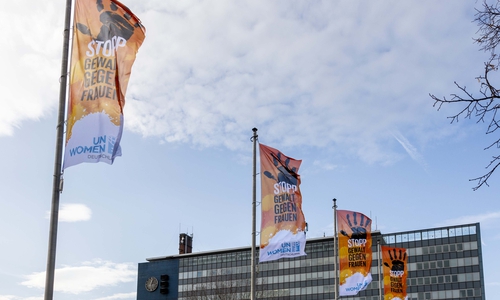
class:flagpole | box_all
[378,240,383,300]
[44,0,72,298]
[250,128,258,300]
[332,198,338,300]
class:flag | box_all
[259,143,306,262]
[337,210,373,296]
[382,246,408,300]
[63,0,145,169]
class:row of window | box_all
[384,225,477,244]
[180,270,480,292]
[180,285,482,300]
[179,256,480,281]
[352,288,482,300]
[180,251,252,267]
[407,272,480,286]
[410,241,477,256]
[409,288,482,300]
[179,241,474,276]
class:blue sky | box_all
[1,0,500,299]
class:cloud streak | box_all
[392,130,428,171]
[21,260,136,294]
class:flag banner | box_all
[63,0,145,169]
[259,144,306,263]
[337,210,373,296]
[382,246,408,300]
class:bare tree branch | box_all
[430,0,500,189]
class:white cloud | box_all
[0,296,41,300]
[95,292,136,300]
[313,160,337,171]
[21,260,136,294]
[1,0,481,165]
[438,211,500,228]
[45,203,92,222]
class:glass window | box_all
[415,232,421,240]
[460,290,466,297]
[422,231,428,240]
[436,245,442,253]
[435,230,441,238]
[463,226,470,235]
[396,235,402,243]
[449,228,455,237]
[475,288,482,296]
[457,243,463,251]
[441,229,448,238]
[443,245,449,252]
[456,227,463,236]
[402,234,408,242]
[470,226,476,234]
[409,233,415,241]
[428,231,435,239]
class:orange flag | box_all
[382,246,408,300]
[259,144,306,262]
[64,0,145,169]
[337,210,372,296]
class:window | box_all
[470,226,476,234]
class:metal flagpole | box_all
[378,240,383,300]
[250,128,258,300]
[333,198,338,300]
[44,0,73,298]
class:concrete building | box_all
[137,223,484,300]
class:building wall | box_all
[137,258,179,300]
[137,223,484,300]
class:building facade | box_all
[137,223,485,300]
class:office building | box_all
[137,223,484,300]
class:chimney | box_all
[179,233,193,254]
